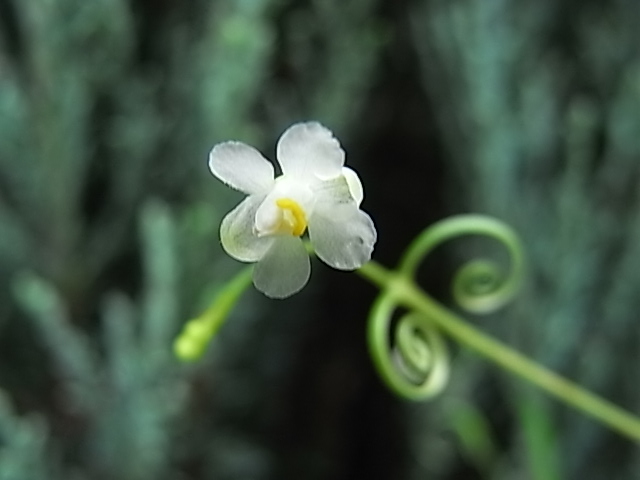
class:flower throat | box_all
[275,198,307,236]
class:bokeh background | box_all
[1,0,639,479]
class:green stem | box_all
[357,261,640,443]
[174,266,253,361]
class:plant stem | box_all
[357,261,640,443]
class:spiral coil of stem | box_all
[368,290,450,400]
[399,214,525,315]
[367,215,525,400]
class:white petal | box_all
[209,141,275,194]
[312,174,353,210]
[342,167,364,207]
[276,122,345,180]
[308,204,377,271]
[253,236,311,298]
[220,195,274,262]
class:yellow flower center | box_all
[275,198,307,237]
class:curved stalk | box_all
[357,261,640,443]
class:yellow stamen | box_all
[276,198,308,237]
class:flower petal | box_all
[220,195,274,262]
[308,203,377,271]
[342,167,364,207]
[276,122,345,180]
[312,174,353,212]
[253,236,311,298]
[209,141,275,194]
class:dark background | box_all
[1,0,639,479]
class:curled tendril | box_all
[368,291,450,400]
[399,214,525,315]
[367,214,524,400]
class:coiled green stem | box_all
[366,214,523,401]
[368,291,450,400]
[399,214,525,314]
[358,215,640,442]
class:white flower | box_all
[209,122,377,299]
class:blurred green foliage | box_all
[0,0,639,479]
